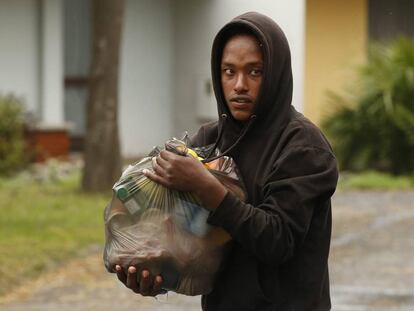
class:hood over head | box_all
[208,12,293,158]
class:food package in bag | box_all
[103,136,246,295]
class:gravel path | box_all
[1,191,414,310]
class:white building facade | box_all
[0,0,305,157]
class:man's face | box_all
[221,34,263,122]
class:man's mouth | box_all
[230,96,252,104]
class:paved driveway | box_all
[2,191,414,310]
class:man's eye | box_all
[223,68,234,75]
[250,69,263,77]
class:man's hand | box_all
[115,265,165,296]
[144,150,211,192]
[143,150,227,210]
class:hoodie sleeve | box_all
[206,145,338,265]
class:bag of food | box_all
[103,136,245,295]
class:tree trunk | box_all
[82,0,124,192]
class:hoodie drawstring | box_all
[203,113,228,161]
[202,114,257,163]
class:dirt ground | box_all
[1,191,414,311]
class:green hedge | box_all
[323,38,414,175]
[0,95,28,176]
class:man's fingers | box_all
[126,266,139,290]
[115,265,127,284]
[154,155,169,169]
[152,157,168,177]
[144,168,168,186]
[152,275,163,295]
[117,266,164,297]
[159,150,176,160]
[139,270,152,296]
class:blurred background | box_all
[0,0,413,310]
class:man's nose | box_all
[234,73,248,93]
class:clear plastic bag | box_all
[103,137,245,295]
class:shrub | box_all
[322,38,414,175]
[0,95,28,176]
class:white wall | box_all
[0,0,40,116]
[0,0,64,127]
[172,1,216,135]
[173,0,306,135]
[40,0,64,126]
[0,0,304,158]
[120,0,174,156]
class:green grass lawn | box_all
[0,170,111,296]
[338,171,414,190]
[0,166,412,297]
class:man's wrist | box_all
[195,174,227,211]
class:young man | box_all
[116,12,338,310]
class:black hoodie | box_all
[191,12,338,310]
